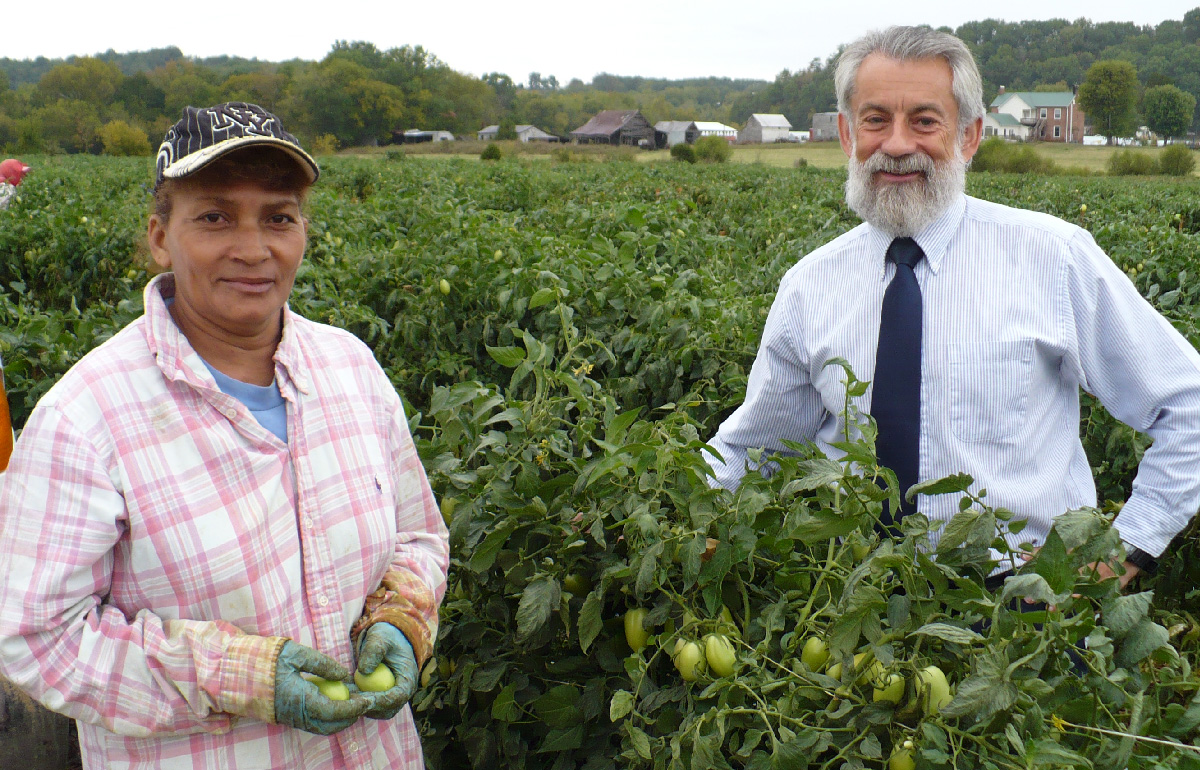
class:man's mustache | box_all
[863,152,936,176]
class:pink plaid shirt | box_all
[0,274,448,769]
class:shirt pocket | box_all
[949,339,1034,443]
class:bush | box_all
[480,143,503,161]
[385,149,406,162]
[694,135,732,163]
[670,143,697,164]
[1159,144,1196,177]
[1108,149,1159,176]
[310,134,339,155]
[98,120,151,157]
[793,157,809,168]
[969,138,1058,174]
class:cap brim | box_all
[161,135,319,185]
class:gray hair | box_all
[834,26,984,134]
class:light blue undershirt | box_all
[201,361,288,443]
[165,296,288,443]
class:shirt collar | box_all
[143,273,310,396]
[870,193,967,280]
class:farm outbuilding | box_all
[478,124,558,142]
[394,129,456,144]
[655,120,699,147]
[570,110,656,147]
[811,112,839,142]
[694,121,739,143]
[740,113,793,144]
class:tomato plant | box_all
[4,156,1200,769]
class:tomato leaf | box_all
[1101,590,1154,639]
[609,690,635,722]
[578,589,604,653]
[1021,528,1074,595]
[528,287,558,309]
[516,576,561,641]
[485,344,526,368]
[491,683,520,722]
[909,472,974,498]
[908,622,984,645]
[1115,618,1170,667]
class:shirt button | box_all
[349,741,360,752]
[224,409,236,419]
[305,517,314,529]
[317,595,329,607]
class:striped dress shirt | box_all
[0,274,448,769]
[706,194,1200,558]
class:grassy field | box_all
[365,137,1197,176]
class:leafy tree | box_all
[113,73,165,121]
[1077,59,1139,143]
[98,120,151,156]
[1143,84,1196,139]
[38,58,122,106]
[282,58,403,146]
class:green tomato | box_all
[355,664,397,692]
[624,609,650,652]
[800,637,830,671]
[439,278,452,295]
[562,573,591,595]
[917,665,952,715]
[674,641,704,682]
[303,674,350,701]
[873,673,905,704]
[705,634,736,678]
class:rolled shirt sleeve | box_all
[1061,229,1200,556]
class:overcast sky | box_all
[7,1,1198,83]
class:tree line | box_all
[2,9,1198,156]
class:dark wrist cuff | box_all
[1123,545,1158,574]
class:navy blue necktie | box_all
[871,237,925,526]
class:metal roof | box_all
[693,121,737,132]
[571,110,643,136]
[991,92,1076,109]
[655,120,696,132]
[985,113,1024,127]
[750,113,792,128]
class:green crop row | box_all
[2,156,1199,768]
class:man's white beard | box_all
[845,142,968,237]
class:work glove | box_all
[354,622,420,720]
[273,640,372,735]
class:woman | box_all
[0,103,449,769]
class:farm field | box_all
[374,138,1198,176]
[2,156,1200,768]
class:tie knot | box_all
[887,237,924,269]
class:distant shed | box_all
[811,112,839,142]
[740,113,793,143]
[394,129,455,144]
[655,120,699,147]
[571,110,656,147]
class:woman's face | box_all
[147,178,306,343]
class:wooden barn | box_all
[570,110,656,147]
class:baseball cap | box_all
[0,159,30,185]
[155,102,319,189]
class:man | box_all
[704,26,1200,587]
[0,158,31,209]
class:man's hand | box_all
[273,641,373,734]
[1093,560,1140,590]
[354,623,420,720]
